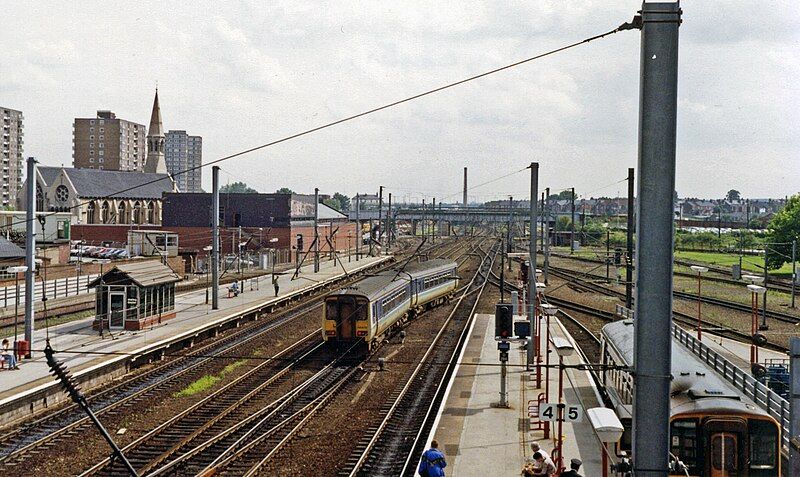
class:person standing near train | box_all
[418,440,447,476]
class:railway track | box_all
[548,264,800,326]
[339,241,498,477]
[550,251,797,295]
[0,238,466,471]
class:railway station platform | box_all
[700,331,788,370]
[431,313,603,476]
[0,255,389,427]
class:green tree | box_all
[766,194,800,269]
[276,187,294,194]
[726,189,741,201]
[332,192,350,212]
[555,216,572,231]
[556,190,575,200]
[323,198,341,211]
[220,181,257,193]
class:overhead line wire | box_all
[13,20,636,230]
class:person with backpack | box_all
[418,440,447,476]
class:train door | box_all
[705,418,746,477]
[709,432,738,476]
[338,297,356,340]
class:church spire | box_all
[145,88,167,174]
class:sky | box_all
[2,1,798,203]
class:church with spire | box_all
[145,89,167,174]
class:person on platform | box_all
[560,458,583,477]
[272,274,280,297]
[418,440,447,476]
[1,338,19,370]
[531,452,556,476]
[530,442,549,462]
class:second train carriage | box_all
[601,320,780,476]
[323,259,458,349]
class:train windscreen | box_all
[748,419,778,471]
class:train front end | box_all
[322,292,371,345]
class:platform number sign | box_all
[538,403,582,423]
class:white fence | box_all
[672,324,790,452]
[0,274,99,309]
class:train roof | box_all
[602,320,771,419]
[327,259,456,301]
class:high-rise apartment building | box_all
[1,107,24,207]
[73,111,146,171]
[165,130,202,192]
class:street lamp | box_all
[533,281,546,385]
[747,283,766,369]
[553,336,575,471]
[8,265,28,361]
[540,302,559,440]
[690,265,708,340]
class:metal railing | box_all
[672,325,790,451]
[0,274,99,309]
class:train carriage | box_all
[601,320,780,476]
[323,259,458,349]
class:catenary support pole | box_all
[386,192,392,251]
[540,193,545,254]
[24,157,36,357]
[432,197,436,243]
[211,166,220,310]
[507,196,513,271]
[355,194,360,260]
[632,3,681,476]
[792,239,796,308]
[528,163,538,369]
[463,167,468,207]
[544,188,550,285]
[626,167,635,309]
[314,188,320,272]
[790,337,800,476]
[377,186,383,247]
[570,187,576,254]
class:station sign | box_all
[538,403,583,423]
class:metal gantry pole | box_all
[570,187,576,254]
[24,157,36,356]
[792,239,796,308]
[386,192,392,252]
[790,337,800,475]
[463,167,468,207]
[314,188,320,273]
[355,194,360,260]
[544,188,550,285]
[507,196,513,271]
[212,166,220,310]
[432,197,436,243]
[377,186,383,248]
[632,3,681,476]
[626,167,635,309]
[528,163,539,369]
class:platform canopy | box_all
[88,260,180,288]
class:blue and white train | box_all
[323,259,458,349]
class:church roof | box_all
[38,166,174,200]
[148,89,163,137]
[0,237,25,259]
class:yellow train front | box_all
[601,319,781,476]
[323,259,458,350]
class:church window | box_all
[55,185,69,203]
[101,201,110,224]
[87,201,96,224]
[146,201,155,224]
[133,201,141,224]
[35,184,44,212]
[118,202,126,224]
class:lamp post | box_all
[690,266,708,341]
[533,279,545,385]
[746,280,766,368]
[540,303,558,440]
[553,337,575,472]
[8,265,28,360]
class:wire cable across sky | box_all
[17,18,639,229]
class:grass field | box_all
[675,250,795,276]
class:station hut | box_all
[89,260,180,331]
